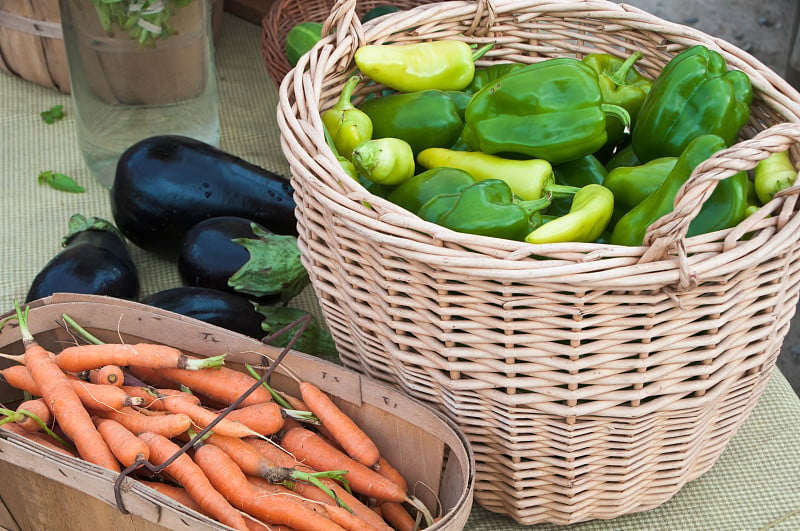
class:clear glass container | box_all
[59,0,220,188]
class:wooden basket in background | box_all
[0,0,224,94]
[276,0,800,525]
[260,0,429,87]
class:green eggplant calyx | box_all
[609,51,644,86]
[62,214,124,247]
[228,225,309,303]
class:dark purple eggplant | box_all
[110,135,297,256]
[25,214,140,303]
[178,216,309,304]
[139,286,268,339]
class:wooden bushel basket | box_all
[276,0,800,525]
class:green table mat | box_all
[1,13,799,531]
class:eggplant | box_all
[26,214,140,302]
[139,286,269,339]
[178,216,309,304]
[111,135,297,256]
[139,286,338,360]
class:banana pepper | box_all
[525,184,614,244]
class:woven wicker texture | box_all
[261,0,431,87]
[276,0,800,525]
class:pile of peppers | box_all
[320,40,793,246]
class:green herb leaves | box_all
[40,105,65,124]
[91,0,197,47]
[38,171,86,194]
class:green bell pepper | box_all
[631,45,753,162]
[603,156,677,222]
[461,57,631,164]
[610,134,749,246]
[418,179,551,241]
[463,62,524,95]
[387,167,476,213]
[354,40,493,92]
[604,144,640,172]
[320,75,373,159]
[417,147,578,202]
[525,184,614,244]
[358,90,464,156]
[582,51,652,148]
[550,154,608,217]
[351,137,416,185]
[754,150,797,205]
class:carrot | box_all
[138,432,249,531]
[205,433,348,509]
[88,365,124,387]
[92,416,149,468]
[192,442,346,531]
[377,502,417,531]
[0,421,77,457]
[375,456,408,492]
[247,439,393,531]
[122,385,202,407]
[130,365,273,407]
[90,406,192,438]
[13,398,53,432]
[221,401,285,436]
[279,426,405,503]
[299,381,380,468]
[1,365,144,412]
[9,302,120,471]
[55,342,225,372]
[127,386,259,439]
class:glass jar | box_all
[59,0,220,188]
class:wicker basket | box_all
[0,0,224,94]
[276,0,800,525]
[261,0,429,87]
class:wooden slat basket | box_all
[0,0,224,94]
[276,0,800,525]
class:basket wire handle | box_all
[640,122,800,266]
[322,0,496,68]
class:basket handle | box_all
[322,0,496,68]
[640,122,800,264]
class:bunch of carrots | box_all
[0,302,434,531]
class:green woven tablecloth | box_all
[2,13,800,531]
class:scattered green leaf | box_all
[40,104,65,124]
[37,171,86,193]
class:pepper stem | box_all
[332,75,362,111]
[601,103,632,133]
[609,51,643,86]
[544,183,581,199]
[517,195,553,217]
[471,43,494,62]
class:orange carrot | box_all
[130,365,273,408]
[247,439,393,531]
[279,426,405,503]
[377,502,416,531]
[221,401,285,436]
[55,342,225,372]
[11,302,120,471]
[13,398,53,432]
[0,422,77,457]
[88,365,124,387]
[139,432,249,531]
[122,385,202,407]
[375,456,408,492]
[192,443,346,531]
[90,406,192,438]
[299,381,380,468]
[2,365,144,411]
[92,416,150,468]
